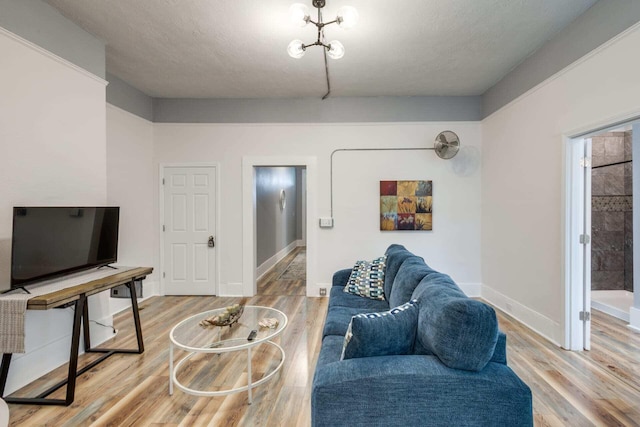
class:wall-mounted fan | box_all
[434,131,460,159]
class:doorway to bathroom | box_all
[566,120,640,350]
[590,128,634,321]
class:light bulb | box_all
[287,40,306,59]
[336,6,358,29]
[289,3,310,27]
[326,40,345,59]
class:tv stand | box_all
[98,264,118,270]
[0,266,152,406]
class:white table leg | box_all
[169,342,174,395]
[247,346,252,405]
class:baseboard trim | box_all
[308,282,331,298]
[219,282,244,297]
[482,284,562,346]
[591,300,630,323]
[256,241,298,280]
[630,306,640,331]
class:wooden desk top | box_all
[27,267,153,310]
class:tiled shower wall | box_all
[591,131,633,291]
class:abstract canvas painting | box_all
[380,180,432,231]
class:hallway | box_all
[257,247,306,296]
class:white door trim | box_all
[563,106,640,350]
[564,137,594,351]
[159,163,221,296]
[242,156,317,297]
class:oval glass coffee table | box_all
[169,305,288,404]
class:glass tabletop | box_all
[170,305,288,352]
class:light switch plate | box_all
[319,217,334,228]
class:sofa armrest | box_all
[332,268,352,287]
[312,355,532,427]
[491,331,507,364]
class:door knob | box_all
[208,236,215,248]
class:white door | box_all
[163,166,217,295]
[567,137,592,350]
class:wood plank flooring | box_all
[257,247,306,296]
[6,255,640,425]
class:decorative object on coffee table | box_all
[199,304,244,328]
[258,317,279,329]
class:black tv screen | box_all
[11,207,120,287]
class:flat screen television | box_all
[11,207,120,288]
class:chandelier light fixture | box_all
[287,0,358,60]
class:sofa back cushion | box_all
[383,244,415,299]
[388,257,437,308]
[413,280,499,372]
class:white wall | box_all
[0,28,110,394]
[106,104,159,313]
[482,23,640,345]
[154,122,482,297]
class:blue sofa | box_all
[311,244,533,426]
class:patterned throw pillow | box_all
[343,256,386,300]
[341,300,419,360]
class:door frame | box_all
[564,137,593,351]
[564,136,587,350]
[242,156,317,297]
[563,110,640,350]
[159,163,221,296]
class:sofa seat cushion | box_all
[415,281,499,372]
[323,306,379,338]
[388,257,439,308]
[329,286,390,311]
[341,300,419,360]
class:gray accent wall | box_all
[296,167,305,241]
[106,73,154,122]
[256,167,298,267]
[0,0,105,78]
[4,1,638,124]
[634,124,640,308]
[483,0,640,118]
[153,96,483,123]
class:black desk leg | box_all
[1,295,85,406]
[82,296,91,351]
[64,294,85,405]
[0,354,13,396]
[128,279,144,353]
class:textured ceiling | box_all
[44,0,598,98]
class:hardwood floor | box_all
[7,294,326,427]
[257,247,306,296]
[6,268,640,426]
